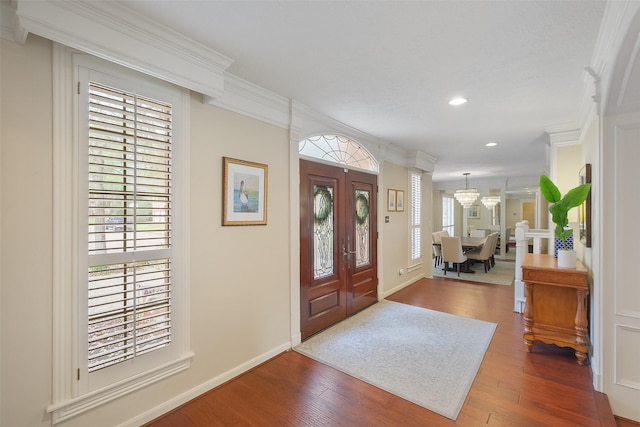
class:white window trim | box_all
[442,195,455,236]
[409,170,423,269]
[48,44,192,424]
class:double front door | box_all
[299,159,378,339]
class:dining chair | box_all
[432,232,443,267]
[470,229,487,238]
[488,232,499,267]
[466,234,494,273]
[440,236,468,277]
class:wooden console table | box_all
[521,254,589,364]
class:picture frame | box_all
[223,157,268,225]
[387,189,396,211]
[579,163,592,247]
[468,205,480,219]
[396,190,404,212]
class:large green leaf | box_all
[549,203,568,229]
[563,184,591,209]
[539,175,561,203]
[541,175,592,241]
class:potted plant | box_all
[539,174,591,268]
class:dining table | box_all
[433,236,485,273]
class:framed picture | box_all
[468,205,480,219]
[579,163,592,247]
[223,157,268,225]
[387,189,396,211]
[396,190,404,212]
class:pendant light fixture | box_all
[481,195,501,210]
[454,173,480,208]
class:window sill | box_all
[47,352,194,424]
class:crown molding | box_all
[206,72,427,169]
[571,1,640,145]
[204,74,291,129]
[546,126,581,146]
[289,100,411,166]
[11,0,437,171]
[15,0,233,98]
[0,1,26,43]
[405,150,438,173]
[591,1,640,115]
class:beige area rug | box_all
[294,300,497,420]
[431,259,515,286]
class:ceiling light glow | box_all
[448,97,468,106]
[486,142,498,147]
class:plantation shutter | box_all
[410,172,422,260]
[87,82,173,372]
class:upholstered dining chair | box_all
[488,232,499,267]
[440,236,468,277]
[432,232,443,267]
[470,229,487,238]
[466,234,495,273]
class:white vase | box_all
[557,249,577,268]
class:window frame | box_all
[442,195,455,236]
[409,171,422,263]
[48,45,192,424]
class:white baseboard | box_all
[380,274,424,299]
[119,341,291,427]
[590,356,602,391]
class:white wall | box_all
[380,162,430,296]
[0,35,287,427]
[0,35,426,426]
[1,34,54,427]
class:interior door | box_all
[300,159,377,339]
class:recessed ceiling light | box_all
[448,97,468,106]
[486,142,498,147]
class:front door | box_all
[300,159,378,339]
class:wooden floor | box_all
[146,275,634,426]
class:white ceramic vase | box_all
[557,249,577,269]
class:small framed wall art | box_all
[396,190,405,212]
[387,189,396,211]
[468,205,480,219]
[223,157,268,225]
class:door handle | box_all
[343,236,356,256]
[342,246,356,256]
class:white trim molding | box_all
[0,1,27,43]
[405,150,438,174]
[49,43,194,425]
[205,74,291,129]
[15,0,233,98]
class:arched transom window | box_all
[299,134,379,173]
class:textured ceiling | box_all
[120,0,606,185]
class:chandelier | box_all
[481,196,501,210]
[454,173,479,208]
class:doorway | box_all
[299,159,378,339]
[522,200,535,226]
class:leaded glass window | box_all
[299,134,379,173]
[355,190,370,267]
[313,185,334,279]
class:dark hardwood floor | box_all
[145,275,632,426]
